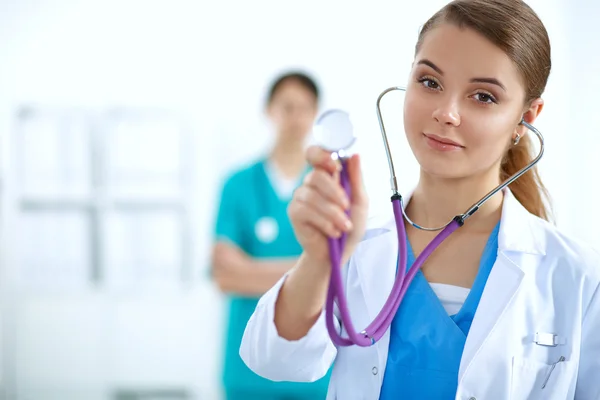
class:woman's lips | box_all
[423,133,464,151]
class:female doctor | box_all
[240,1,600,399]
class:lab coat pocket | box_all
[510,357,574,400]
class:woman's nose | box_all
[432,100,461,127]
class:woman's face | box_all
[267,80,318,143]
[404,23,532,181]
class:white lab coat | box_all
[239,189,600,400]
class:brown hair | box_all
[416,0,552,221]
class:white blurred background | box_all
[0,0,597,399]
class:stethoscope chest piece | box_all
[313,109,357,160]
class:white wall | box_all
[562,0,600,241]
[0,0,597,399]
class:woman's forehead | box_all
[415,24,523,88]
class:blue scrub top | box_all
[379,222,500,399]
[214,159,331,398]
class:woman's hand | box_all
[288,146,369,268]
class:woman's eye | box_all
[419,78,440,90]
[474,92,497,104]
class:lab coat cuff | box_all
[260,273,329,347]
[241,273,335,382]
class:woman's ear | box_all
[516,98,544,137]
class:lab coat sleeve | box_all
[239,273,339,383]
[576,271,600,399]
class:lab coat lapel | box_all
[354,192,414,367]
[355,191,414,323]
[459,189,546,380]
[458,251,524,379]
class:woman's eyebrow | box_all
[416,58,507,92]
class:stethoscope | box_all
[312,86,545,347]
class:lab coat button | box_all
[372,367,378,375]
[468,397,476,400]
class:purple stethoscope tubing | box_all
[323,86,545,347]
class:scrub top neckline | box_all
[405,221,500,333]
[261,158,310,202]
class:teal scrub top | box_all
[379,222,500,399]
[214,159,331,397]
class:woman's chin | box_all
[418,161,469,181]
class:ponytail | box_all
[501,134,552,222]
